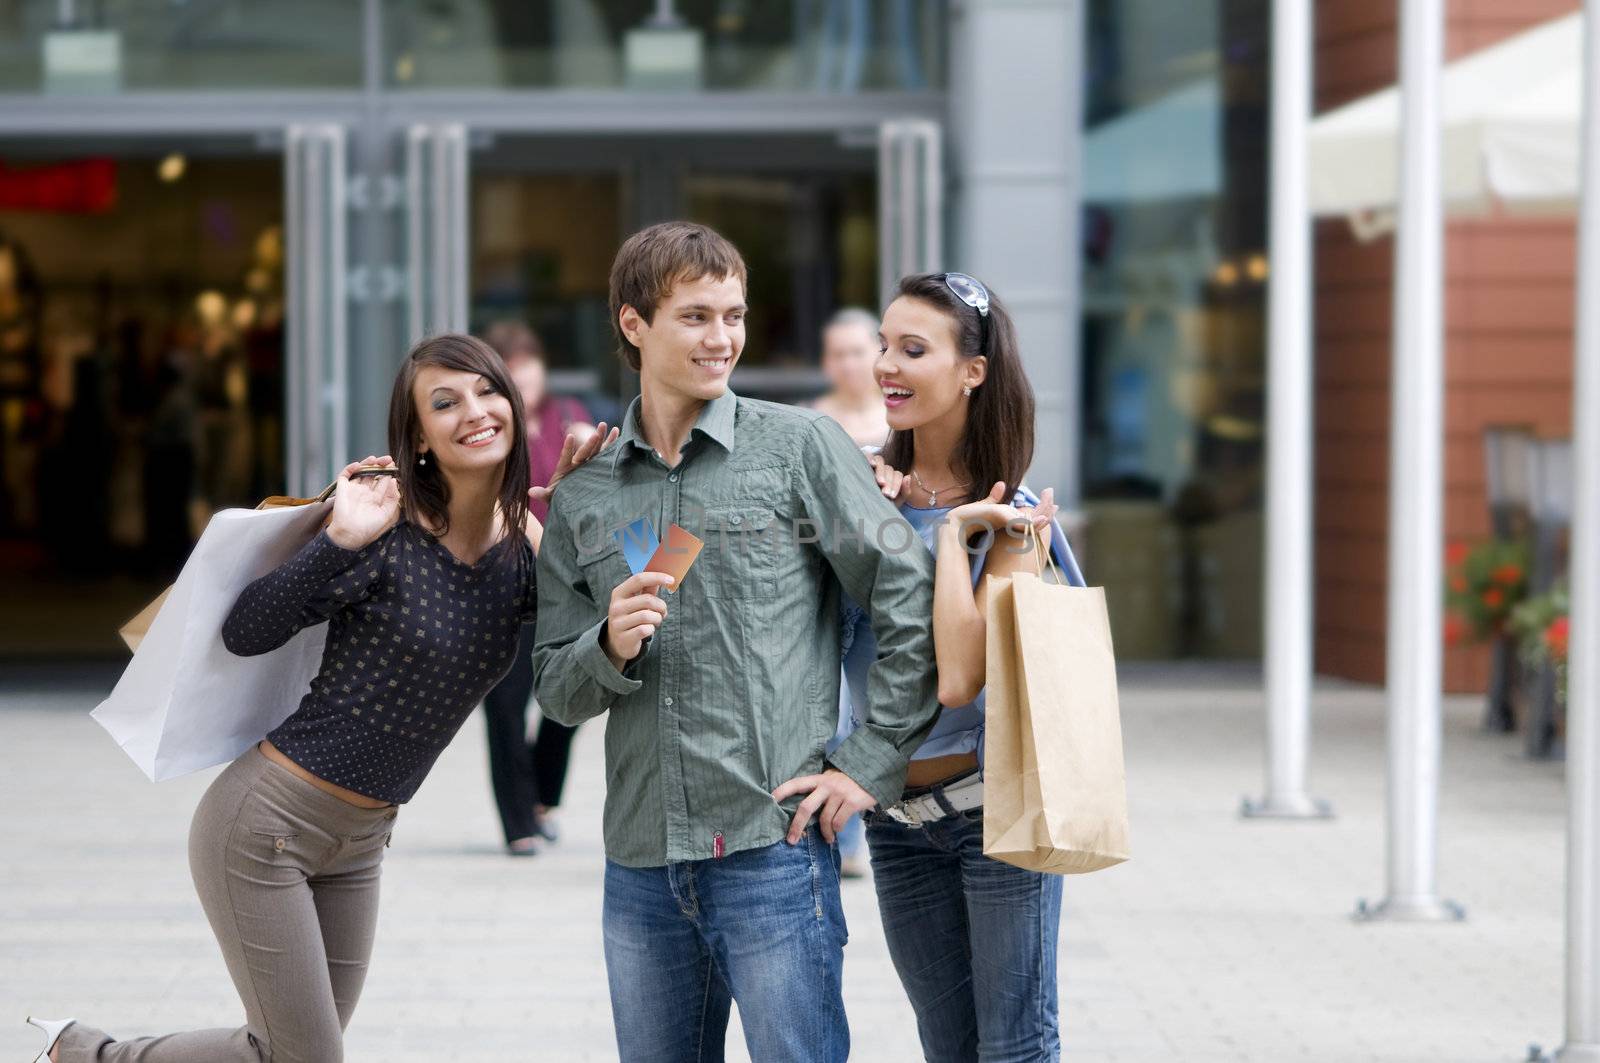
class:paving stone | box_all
[0,663,1566,1061]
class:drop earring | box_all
[962,386,973,397]
[418,453,427,466]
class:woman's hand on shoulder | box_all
[326,455,401,550]
[866,453,910,501]
[947,483,1057,537]
[530,421,620,508]
[1024,486,1058,529]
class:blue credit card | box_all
[614,517,660,576]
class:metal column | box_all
[944,0,1080,503]
[1242,0,1332,822]
[1355,0,1463,924]
[285,124,350,498]
[877,118,944,308]
[404,123,470,342]
[1557,4,1600,1055]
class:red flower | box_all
[1546,616,1570,661]
[1449,575,1468,594]
[1446,542,1470,567]
[1491,564,1524,586]
[1444,615,1468,647]
[1482,587,1505,609]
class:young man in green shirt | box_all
[532,221,938,1062]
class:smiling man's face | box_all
[623,272,748,406]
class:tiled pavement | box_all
[0,662,1566,1061]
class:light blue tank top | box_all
[837,487,1085,767]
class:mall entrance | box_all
[0,115,937,659]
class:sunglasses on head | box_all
[942,272,990,353]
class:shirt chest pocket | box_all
[577,540,633,604]
[700,502,779,599]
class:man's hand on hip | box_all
[771,768,875,845]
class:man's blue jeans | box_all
[603,826,850,1063]
[866,807,1063,1062]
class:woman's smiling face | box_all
[875,295,982,431]
[412,365,516,477]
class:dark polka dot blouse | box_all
[221,521,537,803]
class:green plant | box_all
[1443,539,1529,644]
[1508,583,1569,703]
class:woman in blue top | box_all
[839,272,1085,1062]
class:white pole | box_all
[1242,0,1331,821]
[1355,0,1463,924]
[1558,6,1600,1056]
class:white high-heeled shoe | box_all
[24,1017,74,1063]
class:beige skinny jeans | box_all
[57,745,396,1063]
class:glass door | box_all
[409,131,888,416]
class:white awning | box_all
[1309,11,1583,216]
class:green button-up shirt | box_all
[532,389,938,867]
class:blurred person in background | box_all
[0,235,42,534]
[810,306,888,448]
[480,320,596,854]
[141,343,198,574]
[36,318,112,570]
[192,291,255,515]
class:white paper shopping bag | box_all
[92,498,335,781]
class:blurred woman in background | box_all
[811,306,889,448]
[480,321,595,854]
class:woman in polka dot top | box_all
[33,333,615,1063]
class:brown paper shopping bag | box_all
[983,527,1129,875]
[116,482,340,652]
[117,587,171,653]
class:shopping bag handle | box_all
[258,467,398,509]
[1025,520,1065,585]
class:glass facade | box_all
[385,0,945,92]
[0,4,927,656]
[0,0,1275,663]
[1080,0,1269,658]
[0,1,363,92]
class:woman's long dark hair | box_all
[880,273,1035,505]
[387,333,530,543]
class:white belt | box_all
[884,771,983,827]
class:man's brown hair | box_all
[608,221,748,371]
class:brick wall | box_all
[1312,0,1578,688]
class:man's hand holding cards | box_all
[601,518,704,672]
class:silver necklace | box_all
[911,468,965,508]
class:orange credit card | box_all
[645,523,704,591]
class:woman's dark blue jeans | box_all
[866,807,1063,1062]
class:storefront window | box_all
[0,1,363,93]
[0,142,284,654]
[385,0,944,91]
[1080,0,1269,659]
